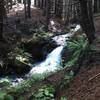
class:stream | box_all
[0,24,81,86]
[28,24,81,75]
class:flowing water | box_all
[29,24,81,75]
[0,24,81,85]
[29,46,64,75]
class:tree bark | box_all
[45,0,51,31]
[0,0,4,40]
[27,0,31,18]
[24,0,27,18]
[79,0,95,44]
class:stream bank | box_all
[0,23,88,100]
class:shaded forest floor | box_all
[16,14,100,100]
[55,17,100,100]
[2,4,100,100]
[56,65,100,100]
[5,3,65,39]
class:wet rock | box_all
[23,39,58,62]
[43,40,58,57]
[8,62,31,76]
[62,47,73,65]
[0,59,31,76]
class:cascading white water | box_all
[0,24,80,86]
[29,25,81,75]
[29,46,64,74]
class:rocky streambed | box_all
[0,24,81,87]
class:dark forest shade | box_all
[27,0,31,18]
[45,0,51,31]
[24,0,31,18]
[0,0,4,40]
[79,0,95,44]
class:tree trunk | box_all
[45,0,51,31]
[10,0,12,9]
[94,0,97,13]
[24,0,27,18]
[27,0,31,18]
[88,0,95,32]
[79,0,95,44]
[0,0,4,40]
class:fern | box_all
[31,85,55,100]
[64,35,89,67]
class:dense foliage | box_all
[64,34,89,67]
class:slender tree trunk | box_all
[34,0,36,6]
[45,0,51,31]
[10,0,12,9]
[0,0,4,40]
[43,0,46,16]
[27,0,31,18]
[94,0,97,13]
[79,0,95,44]
[6,0,9,13]
[24,0,27,18]
[88,0,95,32]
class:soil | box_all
[55,17,100,100]
[2,4,100,100]
[56,65,100,100]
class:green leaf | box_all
[44,89,49,96]
[49,93,54,97]
[61,96,67,100]
[39,89,44,92]
[0,91,6,100]
[4,95,14,100]
[18,96,24,100]
[69,71,74,77]
[34,92,44,98]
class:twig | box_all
[88,72,100,81]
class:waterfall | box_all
[0,25,80,86]
[28,24,81,75]
[29,46,64,74]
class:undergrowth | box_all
[63,34,89,67]
[0,34,90,100]
[30,85,55,100]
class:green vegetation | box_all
[61,96,67,100]
[0,0,98,99]
[64,34,89,67]
[60,70,74,89]
[13,73,47,94]
[0,33,90,100]
[0,34,90,100]
[0,91,14,100]
[0,71,54,97]
[31,85,55,100]
[0,78,12,87]
[8,47,32,65]
[0,74,47,99]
